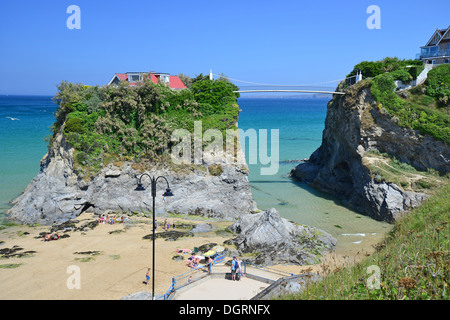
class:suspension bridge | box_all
[210,70,363,95]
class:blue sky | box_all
[0,0,449,95]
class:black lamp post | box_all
[135,173,174,299]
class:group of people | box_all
[44,232,60,241]
[162,219,175,231]
[98,214,126,225]
[186,254,213,269]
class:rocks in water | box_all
[363,181,428,222]
[228,208,336,266]
[290,84,447,222]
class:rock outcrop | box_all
[228,208,336,266]
[7,131,255,225]
[290,81,449,222]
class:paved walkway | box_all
[174,276,270,300]
[173,264,289,300]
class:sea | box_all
[0,95,391,255]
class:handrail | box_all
[417,49,450,59]
[243,260,294,277]
[158,252,296,300]
[163,252,227,299]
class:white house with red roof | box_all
[107,71,187,89]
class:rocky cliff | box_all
[7,130,255,225]
[228,208,336,266]
[290,80,449,223]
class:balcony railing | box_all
[416,49,450,59]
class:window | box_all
[128,74,141,82]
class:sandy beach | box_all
[0,212,369,300]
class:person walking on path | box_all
[231,256,239,281]
[145,268,151,285]
[237,257,243,281]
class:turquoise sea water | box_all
[237,97,391,254]
[0,95,391,254]
[0,95,56,220]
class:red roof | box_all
[116,73,128,81]
[150,74,159,84]
[111,72,187,89]
[169,75,188,89]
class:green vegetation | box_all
[0,263,23,269]
[73,251,103,263]
[208,163,223,176]
[425,64,450,107]
[51,75,240,174]
[347,57,424,80]
[363,150,447,193]
[0,221,20,231]
[280,183,449,300]
[348,58,449,145]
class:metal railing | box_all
[243,260,294,278]
[416,49,450,59]
[157,252,226,300]
[157,253,299,300]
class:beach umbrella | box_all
[212,245,224,252]
[204,250,216,257]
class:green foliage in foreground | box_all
[366,62,449,145]
[51,77,240,172]
[280,184,450,300]
[426,64,450,107]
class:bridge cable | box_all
[212,73,357,87]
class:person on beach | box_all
[145,268,150,285]
[231,256,239,281]
[237,257,243,280]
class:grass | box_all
[0,263,23,269]
[363,150,447,194]
[73,251,103,263]
[279,183,450,300]
[0,221,21,231]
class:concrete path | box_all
[174,276,270,300]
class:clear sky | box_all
[0,0,449,95]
